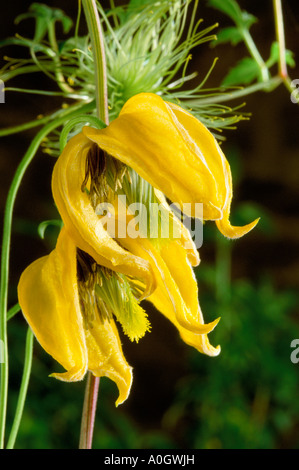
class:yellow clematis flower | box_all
[52,129,220,344]
[18,228,133,406]
[83,92,259,238]
[17,92,258,403]
[17,214,219,405]
[51,132,156,300]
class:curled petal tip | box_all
[209,344,221,357]
[179,315,220,335]
[216,217,260,240]
[49,366,86,382]
[201,316,220,335]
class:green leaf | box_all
[208,0,244,24]
[222,57,260,86]
[240,11,257,31]
[15,3,73,43]
[127,0,154,7]
[266,42,296,69]
[208,0,257,30]
[214,26,243,46]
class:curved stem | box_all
[59,114,106,152]
[48,22,75,94]
[6,328,34,449]
[192,76,282,106]
[0,100,95,138]
[0,101,94,449]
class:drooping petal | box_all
[18,228,88,381]
[52,132,155,299]
[215,159,260,238]
[84,317,133,406]
[177,325,221,357]
[117,230,219,344]
[150,239,220,356]
[83,92,258,238]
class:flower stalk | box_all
[6,328,34,449]
[82,0,108,123]
[79,372,100,449]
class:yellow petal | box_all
[151,240,220,356]
[215,160,260,238]
[178,327,221,357]
[110,197,212,335]
[83,92,257,238]
[170,106,259,238]
[153,188,200,267]
[18,228,88,381]
[117,225,219,340]
[85,317,133,406]
[52,132,155,299]
[83,93,220,220]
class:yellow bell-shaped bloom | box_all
[52,132,156,300]
[18,228,133,406]
[83,93,259,238]
[17,92,260,403]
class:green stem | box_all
[0,101,94,449]
[0,114,56,138]
[192,76,282,106]
[79,373,100,449]
[59,114,106,152]
[83,0,109,123]
[7,304,20,322]
[241,28,269,82]
[48,22,75,94]
[0,101,94,138]
[6,328,34,449]
[79,0,109,450]
[109,0,119,28]
[272,0,298,104]
[273,0,288,79]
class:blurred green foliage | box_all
[164,267,299,449]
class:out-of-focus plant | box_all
[163,228,299,448]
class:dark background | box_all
[1,0,299,449]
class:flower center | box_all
[81,143,126,209]
[76,248,150,342]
